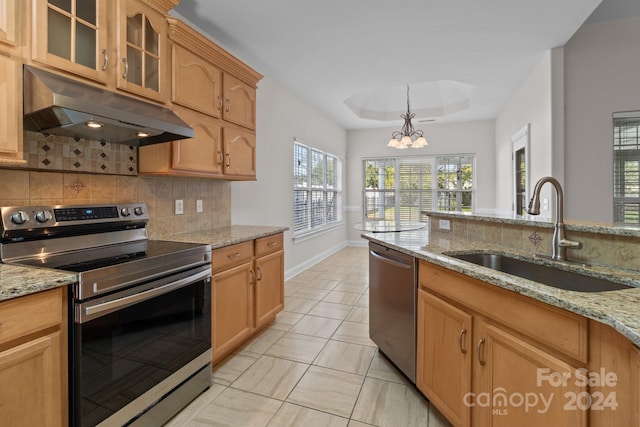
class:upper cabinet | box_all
[29,0,175,103]
[115,0,169,102]
[223,73,256,130]
[138,18,262,180]
[31,0,109,83]
[0,55,25,164]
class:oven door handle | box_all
[80,268,211,321]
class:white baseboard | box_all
[285,240,349,280]
[348,239,368,248]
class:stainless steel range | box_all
[0,203,212,427]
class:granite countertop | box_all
[362,228,640,347]
[0,264,77,303]
[166,225,288,249]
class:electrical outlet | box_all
[175,199,184,215]
[196,199,203,213]
[439,219,451,231]
[543,198,549,211]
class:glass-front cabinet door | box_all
[32,0,108,83]
[116,0,167,103]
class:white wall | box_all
[231,77,348,277]
[345,120,496,243]
[564,15,640,223]
[494,50,557,217]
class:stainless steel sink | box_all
[447,252,633,292]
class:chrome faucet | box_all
[527,176,582,261]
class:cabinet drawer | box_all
[255,233,283,257]
[419,260,588,363]
[0,288,63,346]
[211,241,254,273]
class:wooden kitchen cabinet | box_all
[171,43,223,118]
[138,105,224,176]
[211,259,255,363]
[417,289,472,427]
[418,260,588,427]
[115,0,170,102]
[31,0,109,83]
[0,55,25,165]
[0,0,19,51]
[223,125,256,178]
[222,73,256,130]
[472,321,586,427]
[210,233,284,364]
[139,18,261,180]
[0,287,67,426]
[29,0,174,102]
[254,234,284,329]
[589,320,640,426]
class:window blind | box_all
[293,141,342,235]
[613,115,640,224]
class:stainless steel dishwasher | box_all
[369,241,417,383]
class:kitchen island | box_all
[363,225,640,427]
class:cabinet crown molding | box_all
[167,17,263,87]
[139,0,180,14]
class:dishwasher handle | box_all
[370,250,412,269]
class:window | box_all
[363,155,474,223]
[294,140,342,236]
[614,113,640,224]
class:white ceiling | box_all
[172,0,637,130]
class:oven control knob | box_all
[34,210,53,223]
[121,207,131,217]
[134,207,144,216]
[10,211,29,225]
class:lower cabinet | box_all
[589,320,640,426]
[0,287,67,426]
[211,233,284,364]
[417,289,472,426]
[417,260,588,427]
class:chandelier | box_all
[388,85,428,149]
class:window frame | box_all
[362,154,475,223]
[293,139,343,238]
[613,111,640,225]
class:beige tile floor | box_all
[166,246,452,427]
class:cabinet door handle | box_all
[226,153,231,168]
[477,338,486,366]
[122,58,129,79]
[268,241,278,247]
[257,266,263,281]
[101,48,109,71]
[250,269,255,284]
[226,99,231,113]
[217,151,223,165]
[228,252,241,259]
[458,329,467,354]
[218,96,223,110]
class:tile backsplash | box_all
[24,131,138,176]
[0,169,231,239]
[430,214,640,271]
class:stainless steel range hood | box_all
[23,66,194,146]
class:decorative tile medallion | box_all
[528,231,543,246]
[70,178,86,193]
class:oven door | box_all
[70,264,212,427]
